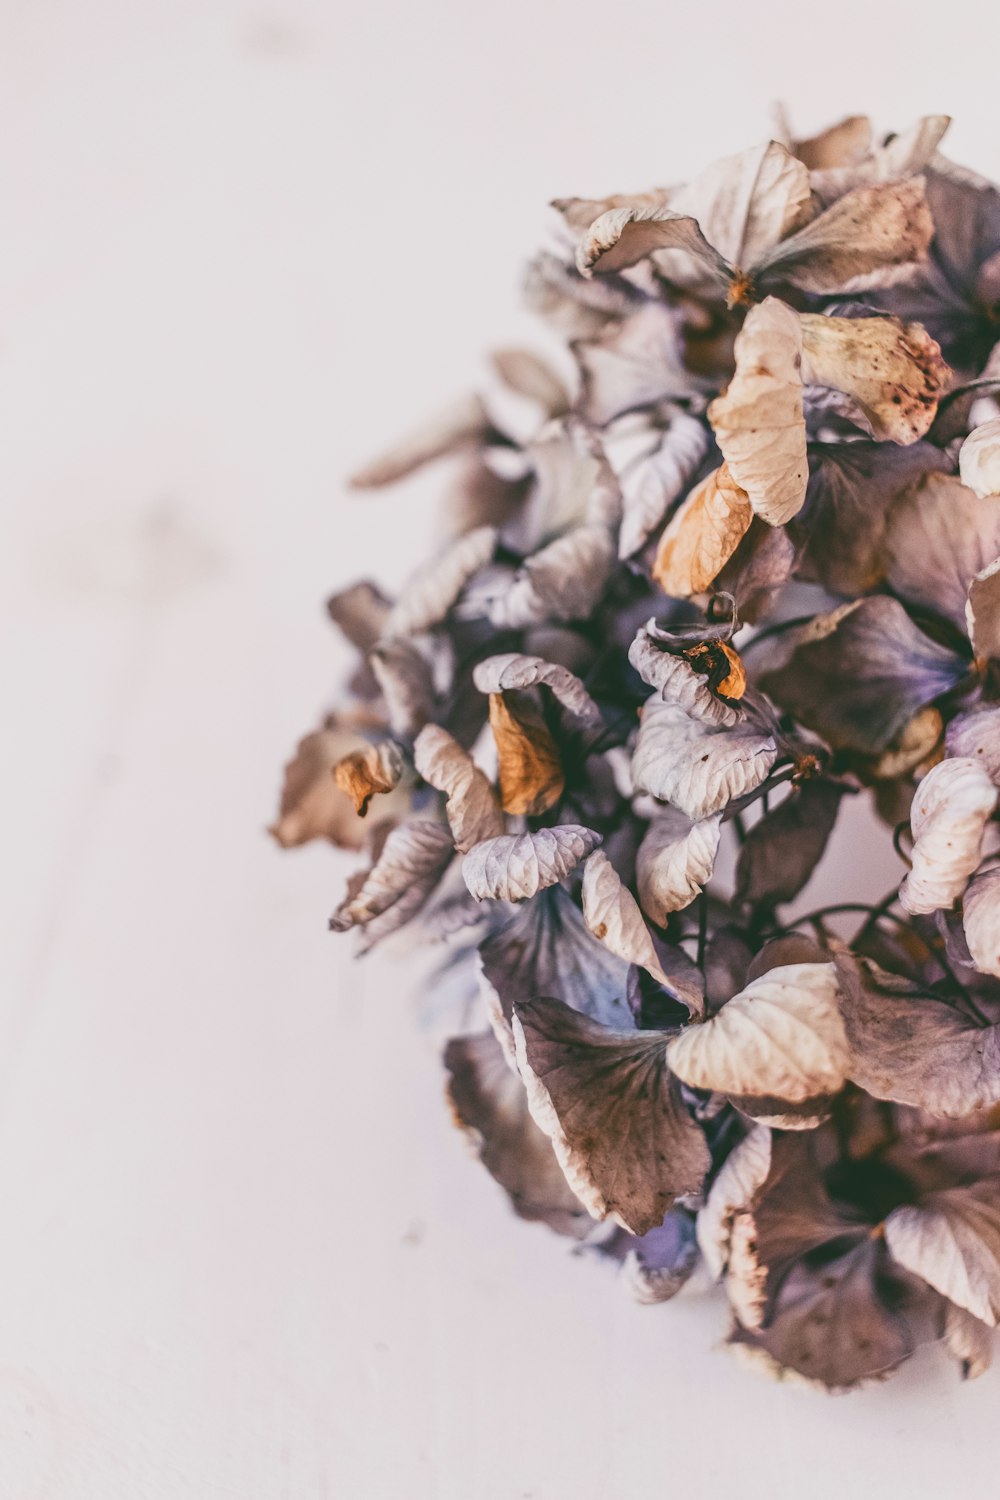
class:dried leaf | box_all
[636,806,722,922]
[413,725,505,852]
[960,419,1000,498]
[652,463,753,597]
[632,697,777,821]
[799,313,948,444]
[581,850,672,985]
[369,637,437,739]
[513,996,710,1235]
[488,692,564,816]
[326,580,391,651]
[463,825,602,902]
[666,963,850,1126]
[573,303,697,426]
[697,1125,772,1279]
[708,297,807,525]
[899,757,997,915]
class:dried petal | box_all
[271,726,387,850]
[577,205,729,283]
[760,597,967,755]
[486,524,616,629]
[759,178,933,295]
[669,139,813,271]
[444,1029,590,1237]
[836,955,1000,1118]
[735,780,844,911]
[488,692,564,817]
[947,705,1000,785]
[636,806,722,922]
[967,557,1000,660]
[799,313,948,444]
[628,627,745,727]
[326,580,391,651]
[329,819,454,951]
[632,697,777,821]
[964,868,1000,979]
[652,463,753,597]
[883,472,1000,633]
[943,1301,995,1379]
[573,303,696,426]
[332,740,405,816]
[618,410,710,558]
[960,419,1000,498]
[899,757,997,915]
[708,297,807,525]
[413,725,504,852]
[581,850,672,985]
[350,392,488,487]
[513,996,710,1234]
[697,1126,772,1279]
[385,526,497,636]
[885,1180,1000,1325]
[463,826,602,903]
[369,637,437,739]
[473,652,602,726]
[666,962,849,1126]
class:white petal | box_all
[413,725,505,853]
[696,1126,772,1279]
[463,826,602,902]
[636,807,722,922]
[581,850,671,985]
[472,652,602,726]
[885,1183,1000,1326]
[963,868,1000,979]
[708,297,807,526]
[899,758,998,915]
[666,962,849,1108]
[960,419,1000,499]
[631,698,776,821]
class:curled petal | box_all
[636,807,722,923]
[885,1181,1000,1326]
[369,637,438,740]
[577,205,730,283]
[708,297,807,526]
[486,525,616,629]
[385,526,497,635]
[628,627,745,727]
[472,652,602,726]
[960,419,1000,498]
[332,740,405,816]
[696,1126,772,1279]
[967,557,1000,661]
[413,725,504,852]
[669,139,812,271]
[947,706,1000,785]
[463,826,602,902]
[488,693,564,817]
[799,313,948,444]
[581,850,672,986]
[652,463,753,598]
[963,868,1000,979]
[900,757,997,915]
[619,410,710,559]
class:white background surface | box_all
[2,1,1000,1495]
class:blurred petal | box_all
[960,418,1000,498]
[329,819,454,951]
[332,740,405,816]
[413,725,505,852]
[350,392,488,487]
[385,525,497,636]
[883,472,1000,632]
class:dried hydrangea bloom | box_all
[274,113,1000,1389]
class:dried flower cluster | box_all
[273,114,1000,1390]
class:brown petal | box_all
[652,463,753,597]
[882,472,1000,634]
[332,740,405,817]
[513,996,710,1235]
[270,726,399,850]
[799,313,948,445]
[708,297,807,526]
[413,725,505,852]
[444,1029,590,1237]
[760,177,933,295]
[488,692,564,817]
[967,557,1000,661]
[735,780,843,911]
